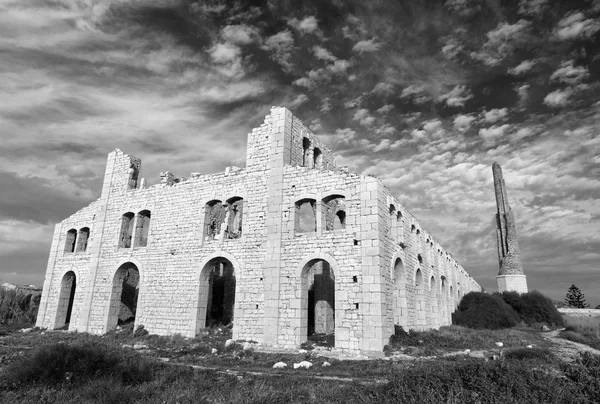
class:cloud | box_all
[0,171,91,225]
[518,0,548,16]
[376,104,394,114]
[373,82,394,95]
[320,98,332,113]
[313,46,337,62]
[471,20,531,66]
[453,114,476,132]
[352,38,381,53]
[515,84,530,108]
[327,59,351,74]
[289,15,319,34]
[445,0,481,17]
[221,24,260,45]
[209,42,241,63]
[508,59,537,75]
[511,127,535,141]
[292,69,330,89]
[289,93,309,108]
[352,108,375,127]
[400,85,430,104]
[439,85,473,107]
[550,60,589,85]
[263,30,295,72]
[482,108,508,123]
[554,12,600,41]
[479,124,510,147]
[543,88,573,108]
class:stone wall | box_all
[36,106,481,353]
[558,308,600,317]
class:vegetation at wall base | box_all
[2,337,600,403]
[452,291,564,330]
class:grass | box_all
[560,315,600,350]
[1,341,599,403]
[0,288,39,324]
[1,320,600,403]
[385,325,549,357]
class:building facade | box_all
[36,107,481,352]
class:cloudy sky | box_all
[1,0,599,306]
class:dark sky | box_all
[0,0,599,306]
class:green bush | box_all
[452,292,521,329]
[500,290,564,327]
[0,341,162,389]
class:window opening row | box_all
[295,195,345,234]
[64,227,90,253]
[120,210,151,248]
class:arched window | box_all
[128,164,139,189]
[295,198,317,233]
[204,200,226,241]
[64,229,77,253]
[135,210,151,247]
[323,195,345,231]
[225,197,244,239]
[389,204,397,240]
[302,137,311,167]
[119,213,134,248]
[76,227,90,252]
[397,211,404,242]
[313,147,323,169]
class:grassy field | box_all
[1,322,599,403]
[561,315,600,350]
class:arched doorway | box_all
[429,276,437,328]
[106,263,140,332]
[392,258,408,329]
[54,271,76,329]
[301,259,335,346]
[196,257,236,332]
[415,269,425,328]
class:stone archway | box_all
[106,262,139,332]
[299,258,335,346]
[392,258,408,329]
[54,271,76,329]
[196,257,236,333]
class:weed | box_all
[561,315,600,350]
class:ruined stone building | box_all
[36,107,481,352]
[492,162,528,294]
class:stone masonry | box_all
[492,162,528,294]
[36,107,481,353]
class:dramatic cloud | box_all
[453,114,476,132]
[543,89,573,108]
[550,60,589,85]
[439,85,473,107]
[554,12,600,41]
[1,0,599,305]
[352,38,381,53]
[471,20,531,66]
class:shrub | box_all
[500,290,564,327]
[503,347,554,362]
[452,292,521,329]
[0,288,39,324]
[0,341,162,389]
